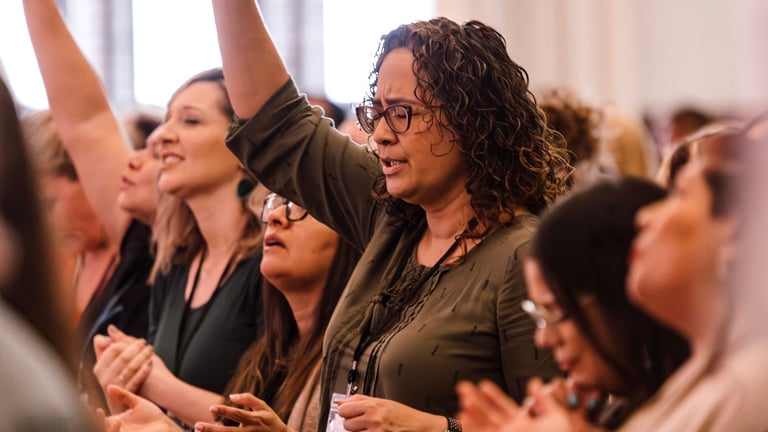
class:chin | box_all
[385,186,417,204]
[568,371,596,391]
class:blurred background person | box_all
[622,124,768,431]
[23,0,161,410]
[457,177,688,431]
[0,75,95,432]
[539,88,618,189]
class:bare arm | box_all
[211,0,290,119]
[97,326,223,427]
[23,0,131,245]
[138,357,223,427]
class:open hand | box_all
[193,393,291,432]
[103,385,182,432]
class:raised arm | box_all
[211,0,290,119]
[23,0,131,245]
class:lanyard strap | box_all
[174,246,236,374]
[346,219,476,396]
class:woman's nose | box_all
[147,123,176,154]
[266,205,290,227]
[372,118,396,148]
[127,152,144,170]
[635,202,657,229]
[534,325,559,349]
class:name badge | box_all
[326,392,350,432]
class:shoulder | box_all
[475,214,538,265]
[0,304,92,431]
[235,251,264,282]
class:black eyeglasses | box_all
[356,104,440,134]
[260,193,309,223]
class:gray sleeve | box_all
[226,78,382,251]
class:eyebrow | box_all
[179,105,206,114]
[164,105,206,121]
[372,97,421,106]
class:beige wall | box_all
[435,0,768,118]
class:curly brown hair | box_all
[539,88,602,164]
[366,18,572,237]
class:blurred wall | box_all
[436,0,768,118]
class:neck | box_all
[678,282,728,358]
[281,279,324,338]
[135,209,155,227]
[422,189,474,240]
[185,179,249,257]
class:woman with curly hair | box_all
[212,3,569,431]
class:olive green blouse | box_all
[227,79,559,431]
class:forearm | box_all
[211,0,289,118]
[23,0,120,135]
[140,371,223,427]
[23,0,131,244]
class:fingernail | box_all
[567,392,579,409]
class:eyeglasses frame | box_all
[260,193,309,224]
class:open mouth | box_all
[382,158,405,168]
[162,154,183,165]
[264,235,285,248]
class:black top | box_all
[77,220,153,409]
[149,252,264,395]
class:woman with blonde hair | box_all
[92,68,266,425]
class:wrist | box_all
[444,416,462,432]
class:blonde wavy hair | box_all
[149,68,267,281]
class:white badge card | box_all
[326,392,350,432]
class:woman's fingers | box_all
[124,354,153,393]
[93,338,149,389]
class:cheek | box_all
[135,176,159,201]
[138,162,160,186]
[557,321,583,351]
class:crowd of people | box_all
[0,1,766,431]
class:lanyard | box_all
[173,246,236,374]
[345,219,476,397]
